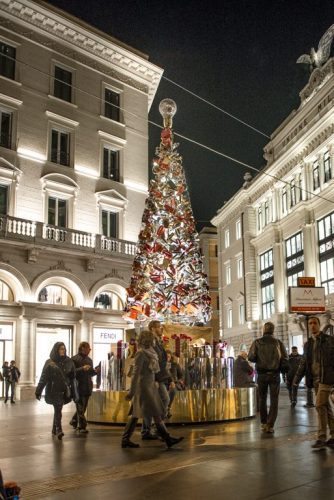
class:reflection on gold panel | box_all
[87,388,256,424]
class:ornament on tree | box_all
[126,98,212,325]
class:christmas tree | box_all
[126,99,212,325]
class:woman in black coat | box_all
[35,342,75,440]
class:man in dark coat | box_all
[234,351,255,387]
[4,361,20,404]
[248,321,288,434]
[285,346,303,407]
[70,342,97,433]
[35,342,75,440]
[294,316,334,449]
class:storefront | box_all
[0,323,14,397]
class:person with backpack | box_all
[248,322,288,434]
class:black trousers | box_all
[286,380,298,403]
[257,372,281,427]
[5,380,16,401]
[72,396,90,429]
[53,403,63,432]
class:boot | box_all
[121,417,140,448]
[56,428,64,440]
[155,422,184,449]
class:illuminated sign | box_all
[297,277,315,287]
[289,287,325,313]
[93,328,124,344]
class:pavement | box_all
[0,387,333,500]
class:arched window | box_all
[0,280,14,301]
[38,285,73,306]
[94,290,123,310]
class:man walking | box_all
[248,322,288,434]
[294,316,334,449]
[4,361,20,404]
[71,342,98,433]
[285,346,303,407]
[141,320,170,440]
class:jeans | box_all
[141,382,170,436]
[5,380,16,402]
[52,403,63,432]
[314,383,334,440]
[71,396,90,429]
[257,372,281,427]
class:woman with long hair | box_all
[121,329,184,449]
[35,342,75,440]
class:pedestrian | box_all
[4,361,20,404]
[121,329,184,449]
[234,350,255,388]
[248,322,288,434]
[294,316,334,450]
[70,342,98,433]
[141,320,170,440]
[35,342,76,440]
[165,351,184,418]
[285,346,303,407]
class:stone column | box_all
[17,315,36,400]
[273,228,285,314]
[302,210,318,280]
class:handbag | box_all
[71,378,80,404]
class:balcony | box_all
[0,215,136,258]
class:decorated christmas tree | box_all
[126,99,212,325]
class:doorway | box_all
[35,325,73,385]
[0,323,14,398]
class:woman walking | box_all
[35,342,75,440]
[121,329,184,449]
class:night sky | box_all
[47,0,334,229]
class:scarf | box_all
[141,346,160,374]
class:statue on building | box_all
[297,24,334,71]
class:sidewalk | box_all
[0,388,332,499]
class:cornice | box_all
[299,59,334,105]
[0,0,163,109]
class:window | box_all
[318,211,334,294]
[313,160,320,190]
[54,66,72,103]
[324,151,332,183]
[257,205,262,231]
[104,88,120,121]
[239,303,244,324]
[237,256,243,279]
[227,308,232,328]
[50,129,70,166]
[48,197,67,227]
[216,296,220,310]
[260,249,274,319]
[0,184,8,215]
[264,201,270,226]
[102,210,118,238]
[282,186,287,215]
[225,229,230,248]
[38,285,73,306]
[103,147,120,181]
[225,264,231,285]
[0,280,14,301]
[0,110,12,149]
[94,291,123,310]
[236,219,241,240]
[285,232,304,287]
[290,180,296,207]
[0,42,15,80]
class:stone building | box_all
[199,226,219,338]
[212,48,334,353]
[0,0,163,398]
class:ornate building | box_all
[199,226,219,337]
[212,38,334,353]
[0,0,163,398]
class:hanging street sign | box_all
[297,277,315,287]
[289,286,326,313]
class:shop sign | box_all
[93,328,123,344]
[297,277,315,287]
[0,324,13,340]
[289,287,326,313]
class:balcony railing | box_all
[0,215,136,257]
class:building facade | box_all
[199,226,219,338]
[0,0,163,398]
[212,55,334,353]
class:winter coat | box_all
[8,366,20,382]
[35,342,75,405]
[2,365,9,381]
[234,356,255,387]
[71,353,96,397]
[128,349,165,419]
[248,333,288,374]
[294,333,334,388]
[154,340,170,383]
[286,353,303,383]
